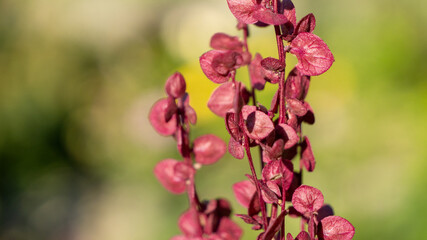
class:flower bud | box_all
[165,72,186,99]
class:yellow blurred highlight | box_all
[179,61,218,122]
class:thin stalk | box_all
[271,203,278,220]
[244,135,268,229]
[243,25,250,52]
[243,25,266,171]
[273,0,288,237]
[177,101,202,223]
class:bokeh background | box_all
[1,0,426,239]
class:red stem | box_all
[243,25,250,52]
[273,0,288,237]
[243,134,268,229]
[177,99,202,229]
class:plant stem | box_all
[243,134,268,229]
[243,25,249,52]
[273,0,288,237]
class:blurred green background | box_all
[0,0,426,239]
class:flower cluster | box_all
[196,0,355,239]
[149,73,242,239]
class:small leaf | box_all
[259,180,279,204]
[270,90,279,114]
[185,105,197,125]
[154,159,186,194]
[211,51,243,75]
[292,185,324,214]
[290,32,334,76]
[200,50,242,83]
[301,101,315,124]
[233,180,256,208]
[262,67,281,84]
[149,98,177,136]
[287,98,308,116]
[261,57,285,72]
[280,0,297,39]
[228,137,245,159]
[165,72,186,98]
[261,210,286,240]
[244,110,275,140]
[248,191,261,216]
[275,123,299,149]
[320,216,355,240]
[236,214,257,225]
[225,111,243,140]
[266,181,281,197]
[173,162,195,181]
[226,0,260,24]
[164,97,178,122]
[178,208,203,237]
[264,139,285,160]
[287,206,302,218]
[210,32,243,51]
[193,134,226,165]
[300,136,315,172]
[295,13,316,35]
[249,53,266,90]
[285,67,311,101]
[253,7,289,25]
[208,82,235,117]
[241,105,257,119]
[216,217,243,240]
[296,231,310,240]
[262,160,294,190]
[285,171,301,201]
[286,113,298,131]
[317,204,334,222]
